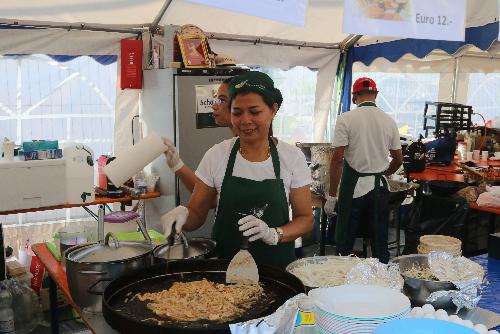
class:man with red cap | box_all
[324,77,403,263]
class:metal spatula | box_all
[226,236,259,284]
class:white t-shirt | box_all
[332,105,401,198]
[195,137,311,207]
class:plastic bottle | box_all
[152,48,160,69]
[0,284,15,334]
[292,297,316,333]
[5,278,41,334]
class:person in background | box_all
[161,71,313,268]
[163,78,236,193]
[324,77,403,263]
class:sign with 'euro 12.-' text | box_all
[343,0,466,42]
[185,0,308,26]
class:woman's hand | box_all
[161,206,189,237]
[162,137,184,172]
[238,215,278,245]
[324,195,337,217]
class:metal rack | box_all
[423,102,473,137]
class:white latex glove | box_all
[162,137,184,173]
[324,195,337,217]
[238,215,278,245]
[161,205,189,237]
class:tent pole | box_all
[451,57,460,103]
[335,35,361,116]
[207,34,339,50]
[0,21,146,35]
[150,0,173,34]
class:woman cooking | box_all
[161,71,313,268]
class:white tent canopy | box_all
[0,0,495,51]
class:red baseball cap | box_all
[352,77,378,94]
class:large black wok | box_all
[102,259,305,334]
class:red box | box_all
[29,256,45,293]
[120,39,143,89]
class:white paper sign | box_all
[343,0,466,42]
[185,0,308,26]
[195,84,220,129]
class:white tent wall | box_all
[0,29,134,55]
[210,39,340,142]
[354,55,457,102]
[353,41,500,122]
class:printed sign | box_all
[343,0,466,42]
[195,84,220,129]
[185,0,308,26]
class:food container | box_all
[295,143,334,163]
[285,256,362,290]
[58,225,87,256]
[153,233,216,262]
[391,254,456,309]
[418,235,462,257]
[65,232,154,313]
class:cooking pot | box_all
[65,232,154,313]
[153,232,216,262]
[391,254,456,309]
[295,143,334,163]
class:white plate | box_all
[310,284,411,319]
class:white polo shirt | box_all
[332,104,401,198]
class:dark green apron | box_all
[212,137,295,268]
[335,101,389,252]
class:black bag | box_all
[403,137,427,173]
[403,193,469,255]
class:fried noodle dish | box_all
[403,264,438,281]
[137,279,263,322]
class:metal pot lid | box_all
[154,237,216,260]
[67,240,153,263]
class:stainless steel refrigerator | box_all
[141,67,247,237]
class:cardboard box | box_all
[40,287,69,312]
[22,140,58,152]
[6,260,26,276]
[23,148,63,160]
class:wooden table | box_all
[407,161,500,215]
[407,163,499,237]
[0,191,161,215]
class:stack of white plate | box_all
[309,284,411,334]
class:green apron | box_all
[212,137,295,268]
[335,101,389,253]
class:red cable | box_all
[472,113,487,150]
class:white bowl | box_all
[310,284,411,319]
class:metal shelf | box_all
[423,101,473,137]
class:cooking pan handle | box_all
[87,277,113,295]
[105,232,120,248]
[79,270,108,275]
